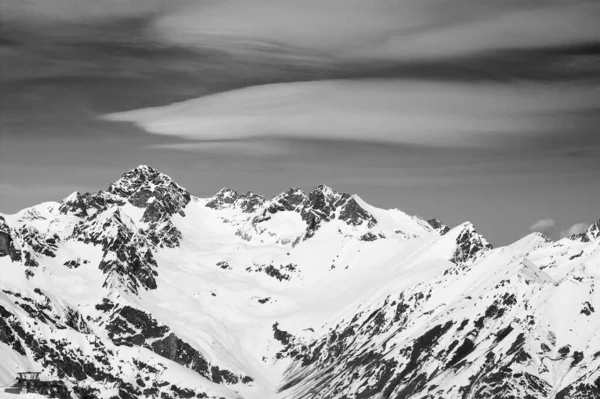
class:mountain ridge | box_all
[0,165,598,399]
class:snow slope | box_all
[0,165,598,399]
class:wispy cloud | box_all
[560,222,590,238]
[529,218,556,235]
[3,0,599,64]
[104,79,600,148]
[150,1,600,61]
[150,140,291,156]
[0,0,161,24]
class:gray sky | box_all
[0,0,599,245]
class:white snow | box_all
[1,181,599,399]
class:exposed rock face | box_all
[299,185,376,236]
[81,191,126,214]
[0,292,227,399]
[427,218,451,235]
[274,236,597,399]
[72,208,158,293]
[206,188,267,213]
[587,220,600,240]
[6,224,59,274]
[265,188,307,214]
[16,226,59,258]
[2,165,598,399]
[451,222,493,264]
[106,305,171,347]
[0,216,21,261]
[571,219,600,243]
[109,165,191,222]
[105,305,251,385]
[208,184,379,243]
[59,166,198,292]
[58,191,89,217]
[144,218,183,249]
[0,232,12,257]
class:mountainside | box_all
[0,165,598,399]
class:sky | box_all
[0,0,599,245]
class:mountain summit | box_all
[0,166,598,399]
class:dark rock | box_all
[216,261,231,270]
[451,223,492,264]
[58,191,88,217]
[108,165,191,222]
[448,338,475,367]
[558,345,571,358]
[273,322,293,346]
[80,191,126,214]
[107,306,170,347]
[427,218,451,235]
[360,232,379,242]
[151,333,210,377]
[265,188,307,214]
[64,259,81,269]
[571,351,584,367]
[73,208,158,294]
[581,301,595,316]
[0,216,21,261]
[206,188,266,213]
[299,185,376,236]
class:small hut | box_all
[3,371,69,398]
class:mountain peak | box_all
[569,218,600,242]
[206,188,267,213]
[312,184,338,196]
[107,165,191,220]
[588,219,600,240]
[58,191,88,217]
[451,221,492,263]
[109,165,177,195]
[301,184,376,234]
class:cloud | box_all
[103,79,600,147]
[3,0,599,63]
[0,0,162,24]
[150,140,290,156]
[560,222,590,238]
[529,218,556,234]
[150,0,600,61]
[350,2,600,61]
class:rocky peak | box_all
[567,218,600,243]
[108,165,191,222]
[58,191,88,217]
[312,184,337,197]
[451,222,492,264]
[244,185,378,240]
[206,188,267,213]
[266,188,308,214]
[427,218,451,235]
[301,185,376,230]
[587,220,600,240]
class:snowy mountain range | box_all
[0,165,599,399]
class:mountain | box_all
[0,165,598,399]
